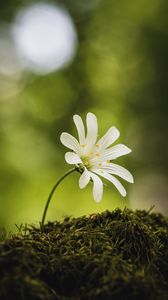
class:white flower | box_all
[60,112,134,202]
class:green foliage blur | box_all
[0,0,168,232]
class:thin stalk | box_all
[41,167,76,231]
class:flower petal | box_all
[85,112,98,151]
[97,126,120,150]
[92,144,132,162]
[73,114,85,145]
[89,172,103,202]
[65,152,82,165]
[93,169,127,197]
[79,167,90,189]
[96,163,134,183]
[60,132,81,154]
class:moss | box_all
[0,208,168,299]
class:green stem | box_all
[41,167,76,231]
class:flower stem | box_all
[41,167,76,231]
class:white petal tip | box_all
[87,112,95,116]
[112,126,120,133]
[60,132,65,141]
[65,152,82,164]
[130,176,134,183]
[123,146,132,156]
[60,132,69,145]
[94,196,102,203]
[79,184,85,189]
[79,179,87,189]
[65,154,70,165]
[73,114,79,120]
[87,112,97,120]
[60,132,67,146]
[127,174,134,183]
[122,145,132,154]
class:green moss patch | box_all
[0,208,168,299]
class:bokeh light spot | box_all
[11,3,78,74]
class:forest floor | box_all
[0,208,168,299]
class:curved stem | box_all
[41,167,76,231]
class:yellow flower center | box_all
[81,150,100,169]
[81,156,92,168]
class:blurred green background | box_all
[0,0,168,232]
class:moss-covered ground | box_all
[0,208,168,299]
